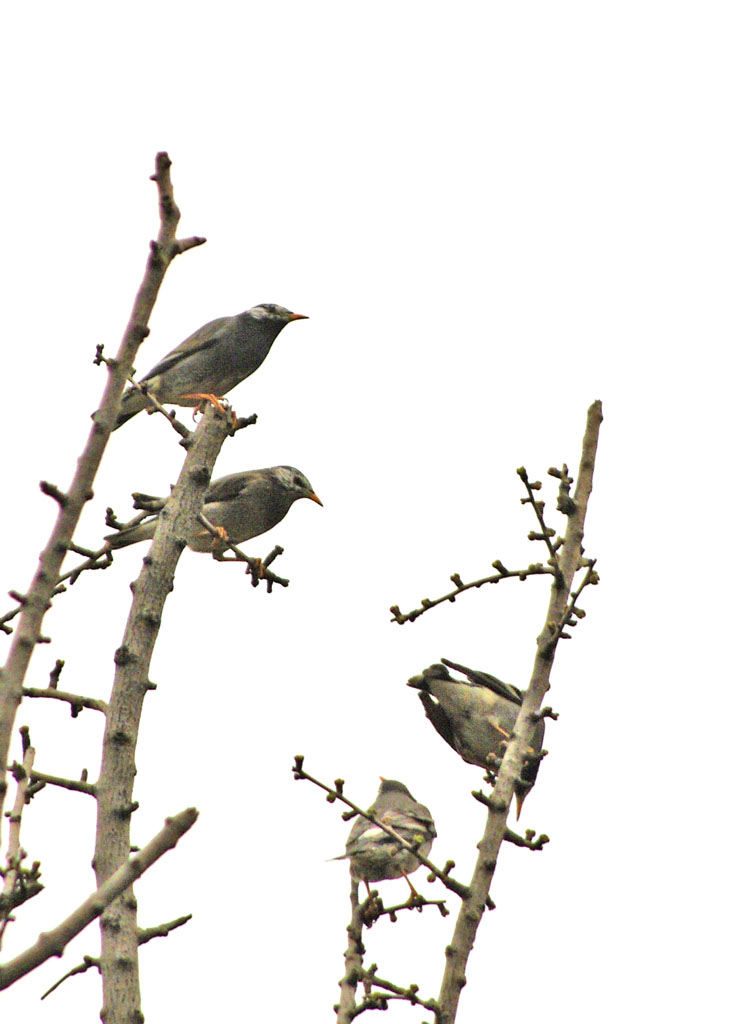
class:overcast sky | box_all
[2,3,746,1022]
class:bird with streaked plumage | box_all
[332,779,436,900]
[114,303,308,428]
[105,466,322,555]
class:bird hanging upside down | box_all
[407,658,545,817]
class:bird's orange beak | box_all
[307,492,323,506]
[289,313,309,321]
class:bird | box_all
[105,466,322,554]
[333,779,437,900]
[407,658,545,817]
[114,303,308,429]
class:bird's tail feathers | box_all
[105,519,157,549]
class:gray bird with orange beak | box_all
[105,466,322,556]
[115,303,308,428]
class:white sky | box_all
[1,3,746,1021]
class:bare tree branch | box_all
[357,968,439,1018]
[198,513,290,589]
[518,467,564,579]
[362,892,449,927]
[0,152,205,835]
[121,374,194,440]
[436,399,603,1024]
[0,549,114,635]
[390,561,554,624]
[336,873,365,1022]
[0,807,198,990]
[40,913,192,1000]
[41,956,99,1001]
[93,403,231,1024]
[25,769,96,797]
[21,688,107,717]
[292,758,479,905]
[335,869,444,1022]
[0,734,36,949]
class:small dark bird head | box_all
[271,466,323,506]
[407,664,451,690]
[248,303,308,324]
[377,778,413,799]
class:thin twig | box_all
[359,969,439,1016]
[0,737,36,949]
[123,376,194,440]
[21,688,107,717]
[26,770,96,797]
[390,561,553,624]
[367,892,449,925]
[40,913,192,1000]
[292,757,476,904]
[198,515,289,590]
[137,913,192,944]
[0,550,114,635]
[58,547,114,588]
[40,955,99,1000]
[0,807,198,989]
[517,467,563,580]
[543,560,599,649]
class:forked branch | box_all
[0,152,205,836]
[0,808,197,990]
[436,400,603,1024]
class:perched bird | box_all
[105,466,322,554]
[334,779,436,899]
[407,658,545,817]
[114,303,308,429]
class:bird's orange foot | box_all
[180,392,229,420]
[210,526,229,550]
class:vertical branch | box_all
[336,873,364,1023]
[0,153,205,835]
[437,400,603,1023]
[93,406,230,1024]
[0,809,198,990]
[0,733,36,950]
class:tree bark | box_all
[0,153,204,836]
[93,406,230,1024]
[437,400,603,1023]
[336,873,364,1023]
[0,809,197,990]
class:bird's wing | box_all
[345,819,387,855]
[417,691,460,754]
[408,804,437,840]
[140,317,233,380]
[204,471,259,505]
[441,658,523,705]
[379,809,436,846]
